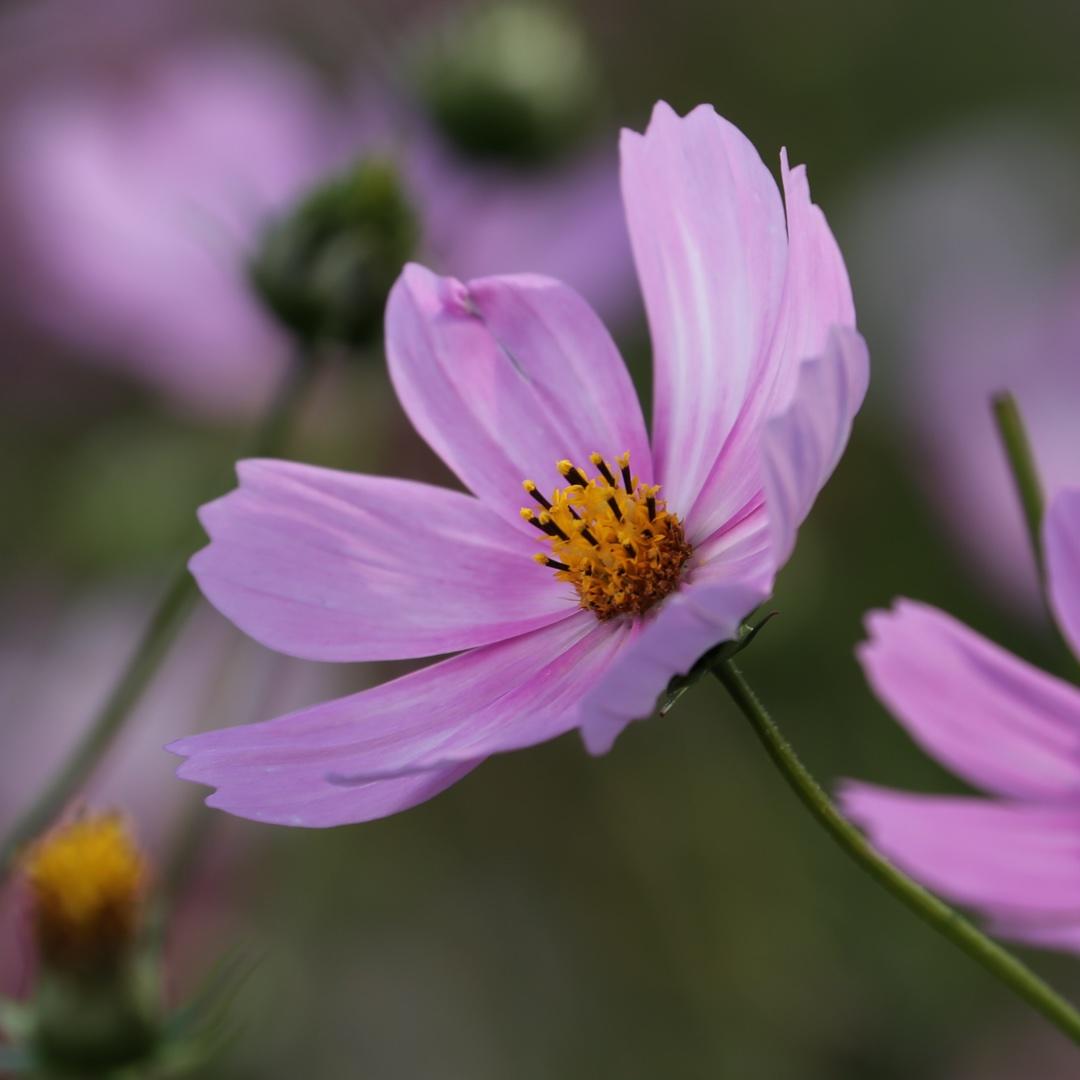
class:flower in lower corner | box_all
[23,813,146,975]
[169,102,868,827]
[840,488,1080,953]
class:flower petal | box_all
[840,783,1080,924]
[1045,487,1080,660]
[171,613,633,825]
[619,102,787,519]
[191,459,576,662]
[761,327,869,567]
[859,600,1080,800]
[203,761,480,829]
[385,263,651,526]
[686,151,856,540]
[580,576,769,755]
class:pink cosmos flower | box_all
[840,488,1080,952]
[169,102,868,827]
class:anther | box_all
[533,554,570,571]
[522,480,552,510]
[578,524,599,546]
[617,452,633,493]
[646,495,656,520]
[623,541,637,557]
[557,460,589,488]
[589,453,617,487]
[521,508,549,533]
[539,512,570,541]
[606,496,624,522]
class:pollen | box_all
[522,452,692,620]
[22,812,146,968]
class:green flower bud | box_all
[250,158,419,350]
[417,1,598,165]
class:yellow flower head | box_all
[22,812,146,970]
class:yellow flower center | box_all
[22,812,146,968]
[521,452,692,620]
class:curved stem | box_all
[992,392,1046,583]
[711,657,1080,1044]
[0,350,320,879]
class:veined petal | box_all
[1046,488,1080,661]
[859,600,1080,800]
[211,761,479,828]
[840,783,1080,920]
[580,576,769,755]
[687,151,856,540]
[191,459,575,662]
[620,102,787,520]
[385,263,651,526]
[761,327,869,567]
[171,613,632,825]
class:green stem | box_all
[0,351,320,879]
[991,391,1080,677]
[991,392,1046,581]
[711,658,1080,1043]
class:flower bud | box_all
[250,158,418,350]
[23,812,145,975]
[416,1,598,164]
[21,813,159,1072]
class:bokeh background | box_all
[3,0,1080,1076]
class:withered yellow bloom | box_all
[23,813,146,969]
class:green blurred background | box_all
[4,0,1080,1076]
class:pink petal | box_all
[1045,488,1080,660]
[171,613,631,826]
[211,762,479,829]
[619,102,787,521]
[840,782,1080,921]
[761,327,869,567]
[191,459,575,662]
[580,577,770,755]
[687,151,856,540]
[984,912,1080,954]
[859,600,1080,800]
[385,263,650,527]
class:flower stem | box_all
[0,351,320,880]
[711,657,1080,1043]
[991,391,1046,580]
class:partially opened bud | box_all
[250,158,419,351]
[23,812,145,974]
[416,1,598,164]
[21,812,159,1072]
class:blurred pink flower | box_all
[3,43,348,416]
[841,488,1080,952]
[2,34,637,416]
[912,273,1080,610]
[0,585,341,994]
[844,119,1080,611]
[170,102,867,827]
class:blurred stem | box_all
[991,391,1080,675]
[992,392,1045,580]
[0,350,320,881]
[711,657,1080,1044]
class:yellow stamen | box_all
[522,452,692,620]
[23,812,146,969]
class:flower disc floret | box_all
[522,452,692,620]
